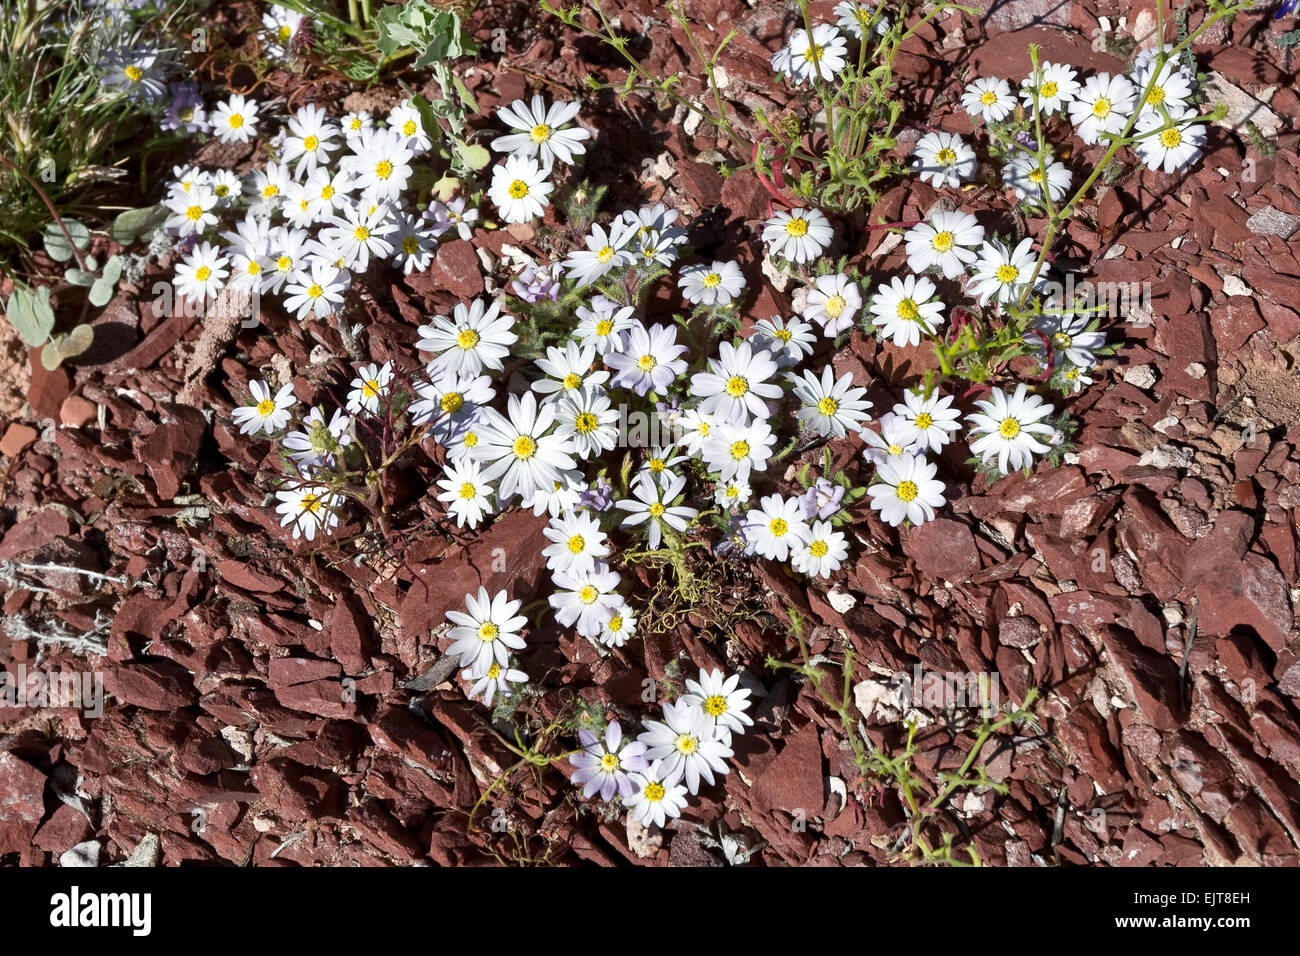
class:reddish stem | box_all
[1026,327,1056,381]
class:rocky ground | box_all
[1,0,1298,867]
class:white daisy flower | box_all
[762,207,833,264]
[1132,61,1194,117]
[702,419,775,484]
[231,380,295,436]
[488,154,553,224]
[675,408,715,457]
[283,104,340,176]
[788,365,873,438]
[262,225,310,294]
[744,493,811,561]
[638,700,733,794]
[563,220,636,287]
[682,668,754,737]
[966,383,1057,474]
[275,482,343,541]
[1062,364,1094,394]
[638,445,689,489]
[911,130,978,189]
[625,759,690,828]
[521,470,588,519]
[1068,72,1137,146]
[1020,61,1081,115]
[554,386,620,460]
[409,370,494,444]
[689,340,783,425]
[869,274,945,346]
[892,389,961,453]
[491,95,590,172]
[418,299,518,377]
[392,211,437,275]
[968,237,1043,307]
[615,473,698,549]
[542,510,610,576]
[348,127,415,200]
[463,660,528,708]
[550,562,622,639]
[834,1,889,39]
[341,109,373,147]
[100,45,167,104]
[1030,312,1106,369]
[320,202,396,272]
[283,406,352,471]
[1002,152,1073,204]
[209,170,241,205]
[574,297,636,355]
[962,77,1015,122]
[262,4,305,59]
[425,197,479,241]
[165,186,218,238]
[161,82,208,133]
[388,100,433,154]
[247,161,291,216]
[436,459,495,529]
[173,241,228,306]
[792,520,850,578]
[211,94,260,144]
[620,203,688,267]
[532,341,609,403]
[605,322,689,396]
[445,587,528,673]
[861,411,924,467]
[868,453,947,526]
[345,361,395,417]
[283,261,347,321]
[750,315,816,367]
[783,24,848,84]
[1134,107,1205,175]
[713,477,752,511]
[904,209,985,279]
[803,272,863,337]
[678,260,745,307]
[301,166,355,221]
[475,391,578,502]
[599,600,638,648]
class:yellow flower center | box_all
[996,264,1020,284]
[228,113,244,129]
[897,298,920,321]
[263,184,279,198]
[1092,97,1111,118]
[931,230,955,252]
[649,502,665,517]
[307,284,323,298]
[704,695,727,717]
[999,418,1021,438]
[824,294,846,318]
[303,135,319,151]
[645,782,665,802]
[915,412,933,429]
[247,260,261,275]
[1029,168,1045,184]
[1148,86,1166,105]
[785,216,809,237]
[361,379,381,398]
[508,179,529,199]
[371,161,393,181]
[887,443,903,456]
[774,329,792,342]
[354,226,370,241]
[278,25,292,42]
[195,266,211,281]
[637,354,657,372]
[402,120,417,136]
[897,480,919,502]
[817,397,839,416]
[649,458,665,472]
[595,319,613,336]
[936,147,957,165]
[479,622,498,641]
[125,65,143,82]
[596,245,615,263]
[457,329,480,350]
[980,90,997,106]
[403,236,419,254]
[186,205,203,221]
[459,482,477,499]
[513,435,537,459]
[770,518,789,536]
[487,663,501,678]
[1160,127,1182,148]
[256,399,276,416]
[579,585,599,604]
[441,392,463,413]
[674,734,697,754]
[277,255,292,271]
[702,272,721,288]
[809,540,829,557]
[725,375,748,397]
[302,494,323,514]
[730,440,749,460]
[575,412,598,433]
[1041,80,1058,98]
[563,372,583,390]
[607,615,623,633]
[600,753,619,771]
[464,433,478,448]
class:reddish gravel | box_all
[2,0,1299,866]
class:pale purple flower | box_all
[569,720,649,801]
[510,262,562,303]
[578,476,616,512]
[799,477,845,521]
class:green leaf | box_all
[454,141,491,171]
[42,219,91,262]
[65,267,96,287]
[111,204,167,245]
[4,285,56,346]
[40,324,94,370]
